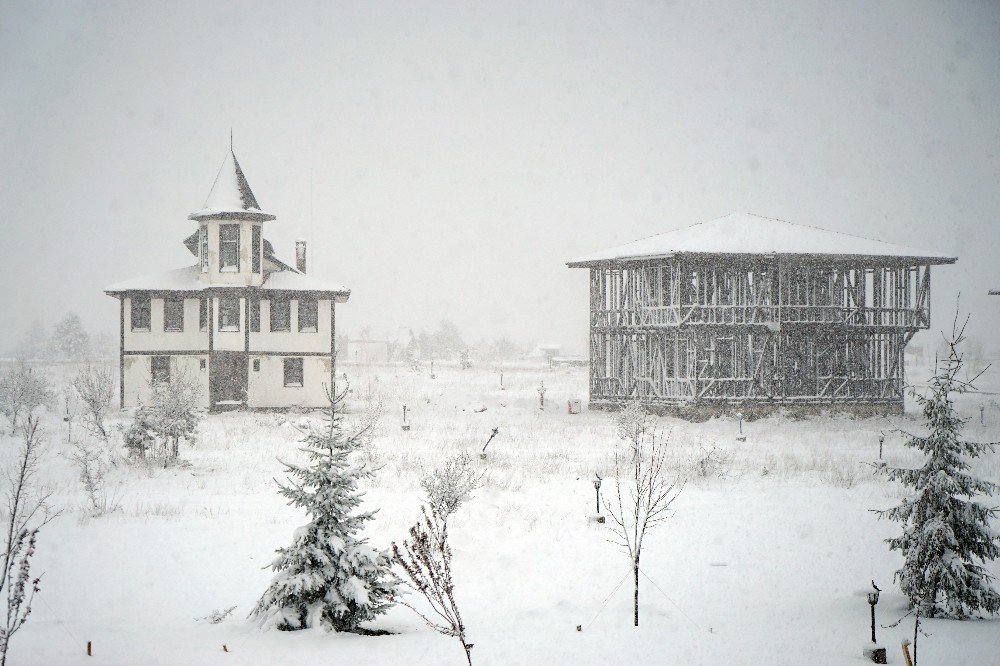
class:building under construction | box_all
[567,213,957,414]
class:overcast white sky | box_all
[1,1,998,354]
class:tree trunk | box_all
[633,562,639,627]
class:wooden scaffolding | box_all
[583,257,941,411]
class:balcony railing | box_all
[591,304,929,329]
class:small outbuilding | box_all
[567,213,956,414]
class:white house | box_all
[105,148,350,411]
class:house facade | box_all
[105,148,349,410]
[567,213,957,414]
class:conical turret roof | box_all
[188,148,276,221]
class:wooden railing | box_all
[591,304,929,329]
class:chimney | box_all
[295,239,307,273]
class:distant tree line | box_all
[12,314,114,362]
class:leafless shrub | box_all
[392,507,473,665]
[420,453,483,521]
[0,360,54,436]
[73,364,116,440]
[0,416,57,665]
[693,444,733,479]
[68,439,121,517]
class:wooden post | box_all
[87,641,92,656]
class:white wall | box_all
[124,296,209,351]
[251,299,331,354]
[122,354,210,408]
[248,355,332,408]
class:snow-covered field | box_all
[9,361,1000,665]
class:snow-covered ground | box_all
[8,361,1000,665]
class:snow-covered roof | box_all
[188,149,276,222]
[567,213,958,266]
[104,264,350,300]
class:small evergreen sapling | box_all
[877,311,1000,619]
[250,384,396,632]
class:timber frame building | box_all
[567,213,956,413]
[105,147,349,411]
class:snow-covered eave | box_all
[104,284,351,302]
[104,265,351,302]
[187,209,276,222]
[566,251,959,268]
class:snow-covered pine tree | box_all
[878,311,1000,619]
[250,383,397,632]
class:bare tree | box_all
[605,404,683,627]
[0,417,57,665]
[0,360,53,436]
[393,507,473,665]
[73,364,116,440]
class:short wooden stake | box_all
[87,641,92,656]
[223,644,229,652]
[901,640,913,666]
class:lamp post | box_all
[736,411,743,435]
[593,474,602,514]
[867,587,880,643]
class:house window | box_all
[199,297,208,332]
[219,224,240,272]
[249,297,260,332]
[251,226,261,274]
[253,359,260,372]
[151,356,170,384]
[164,296,184,332]
[298,297,318,332]
[219,296,240,331]
[270,297,290,332]
[131,294,151,331]
[283,357,303,387]
[199,359,206,370]
[199,225,209,273]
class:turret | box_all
[188,148,274,287]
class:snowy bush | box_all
[0,360,54,436]
[196,606,237,624]
[420,453,483,522]
[122,371,201,461]
[877,312,1000,619]
[250,384,397,633]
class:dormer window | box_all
[199,226,209,273]
[220,224,240,272]
[131,294,151,331]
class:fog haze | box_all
[2,1,998,353]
